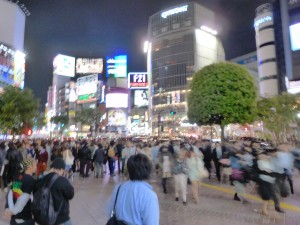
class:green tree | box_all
[50,115,69,128]
[257,93,300,143]
[0,86,39,135]
[75,107,103,135]
[188,62,257,140]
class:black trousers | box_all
[80,160,90,177]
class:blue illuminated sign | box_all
[254,16,272,28]
[106,55,127,78]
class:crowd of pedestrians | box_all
[0,136,299,224]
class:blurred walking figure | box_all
[78,141,91,178]
[172,148,187,205]
[158,145,174,194]
[186,148,206,204]
[93,143,104,178]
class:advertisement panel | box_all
[290,23,300,51]
[76,58,103,74]
[106,93,128,108]
[76,74,98,96]
[128,72,148,89]
[0,43,14,85]
[53,54,75,77]
[107,109,127,126]
[14,51,25,89]
[106,55,127,78]
[77,93,96,104]
[134,90,148,107]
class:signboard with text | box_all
[128,73,148,89]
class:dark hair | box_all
[110,140,115,147]
[127,154,152,181]
[97,143,103,149]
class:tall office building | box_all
[254,0,300,97]
[147,2,225,135]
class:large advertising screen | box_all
[106,55,127,78]
[128,72,148,89]
[76,58,103,74]
[53,54,75,77]
[14,51,25,89]
[77,74,98,95]
[0,43,14,85]
[290,23,300,51]
[107,109,127,126]
[106,93,128,108]
[134,90,148,107]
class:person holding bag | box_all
[107,154,159,225]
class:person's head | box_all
[0,142,5,150]
[50,158,65,176]
[215,142,221,148]
[127,154,152,181]
[125,141,132,148]
[110,140,115,147]
[19,158,37,175]
[97,143,103,149]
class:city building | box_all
[147,2,225,136]
[254,0,300,97]
[0,0,27,91]
[230,52,259,92]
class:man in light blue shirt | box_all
[108,154,160,225]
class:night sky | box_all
[18,0,267,107]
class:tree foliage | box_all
[0,86,39,134]
[257,93,300,143]
[74,107,103,126]
[188,62,257,139]
[50,115,69,127]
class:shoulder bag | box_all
[106,184,128,225]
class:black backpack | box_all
[32,174,63,225]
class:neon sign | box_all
[254,16,272,28]
[161,5,188,19]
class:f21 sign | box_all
[128,73,148,89]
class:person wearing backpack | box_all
[33,158,74,225]
[107,141,116,176]
[4,158,36,225]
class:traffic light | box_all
[170,111,176,115]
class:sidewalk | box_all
[0,172,299,225]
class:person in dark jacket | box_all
[93,144,104,178]
[34,158,74,225]
[78,141,91,178]
[212,142,224,182]
[115,140,124,174]
[200,140,212,179]
[3,142,23,191]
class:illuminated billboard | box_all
[53,54,75,77]
[106,93,128,108]
[14,51,25,89]
[107,109,127,126]
[290,23,300,51]
[0,43,15,85]
[77,74,98,96]
[76,58,103,74]
[77,93,96,104]
[134,90,148,107]
[128,73,148,89]
[0,43,25,88]
[106,55,127,78]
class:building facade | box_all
[254,0,300,97]
[147,2,225,135]
[0,0,26,90]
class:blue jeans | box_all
[108,158,115,175]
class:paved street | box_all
[0,172,299,225]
